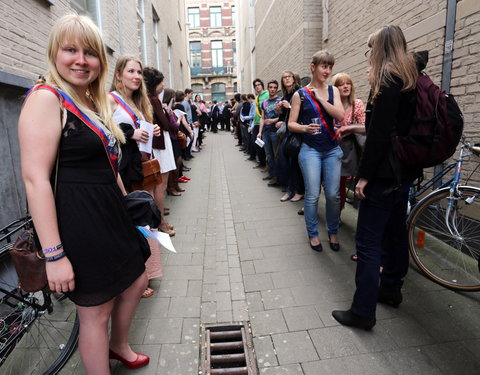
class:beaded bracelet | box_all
[45,250,67,262]
[42,243,63,255]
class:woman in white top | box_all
[109,55,165,299]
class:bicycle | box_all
[407,138,480,291]
[0,216,79,374]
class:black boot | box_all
[378,281,403,308]
[332,309,376,330]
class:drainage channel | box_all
[200,322,258,375]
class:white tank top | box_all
[111,91,144,129]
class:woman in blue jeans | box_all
[332,25,421,330]
[288,50,344,252]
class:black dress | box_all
[55,110,149,306]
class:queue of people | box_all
[18,12,419,374]
[230,26,419,332]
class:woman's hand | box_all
[153,124,161,137]
[305,123,321,135]
[336,125,351,141]
[46,257,75,293]
[355,178,368,200]
[275,121,283,129]
[132,128,149,143]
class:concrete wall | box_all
[0,0,189,227]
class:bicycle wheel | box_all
[0,256,79,374]
[407,186,480,291]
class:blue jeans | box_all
[298,143,342,238]
[262,130,278,177]
[351,180,411,319]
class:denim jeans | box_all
[298,143,343,238]
[351,180,411,319]
[262,130,278,177]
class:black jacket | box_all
[358,80,421,182]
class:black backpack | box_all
[395,52,464,168]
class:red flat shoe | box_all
[109,349,150,370]
[182,176,191,181]
[178,177,188,183]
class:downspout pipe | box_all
[435,0,458,181]
[441,0,457,93]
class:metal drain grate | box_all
[200,322,258,375]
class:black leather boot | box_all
[378,281,403,308]
[331,309,376,330]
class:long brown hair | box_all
[45,14,125,142]
[367,25,417,102]
[110,55,153,123]
[331,72,356,108]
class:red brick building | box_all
[186,0,237,103]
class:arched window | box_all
[211,83,226,102]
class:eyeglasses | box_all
[364,49,371,57]
[282,75,293,79]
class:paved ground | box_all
[67,131,480,374]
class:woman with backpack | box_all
[332,25,422,330]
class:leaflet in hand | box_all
[138,120,154,154]
[255,138,265,148]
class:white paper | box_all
[137,226,177,253]
[138,120,154,154]
[173,109,186,119]
[255,138,265,148]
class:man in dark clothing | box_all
[210,100,219,133]
[221,101,232,131]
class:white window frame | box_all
[211,40,223,68]
[210,6,222,27]
[153,9,161,69]
[137,0,148,65]
[188,7,200,28]
[70,0,102,28]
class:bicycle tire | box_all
[0,264,79,374]
[407,186,480,291]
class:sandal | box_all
[141,287,154,298]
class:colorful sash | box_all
[108,91,140,129]
[27,84,119,175]
[303,86,336,140]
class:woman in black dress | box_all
[18,15,150,373]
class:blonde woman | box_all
[332,25,420,330]
[18,15,150,372]
[109,56,168,299]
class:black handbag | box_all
[284,131,302,157]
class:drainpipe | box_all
[441,0,457,93]
[435,0,458,181]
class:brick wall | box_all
[0,0,189,226]
[238,0,480,180]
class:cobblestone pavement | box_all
[66,131,480,375]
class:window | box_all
[70,0,102,27]
[233,82,237,93]
[167,38,173,87]
[190,41,202,76]
[232,39,237,67]
[210,6,221,27]
[188,7,200,28]
[211,40,223,70]
[231,5,236,24]
[153,9,161,69]
[211,83,226,102]
[137,0,147,65]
